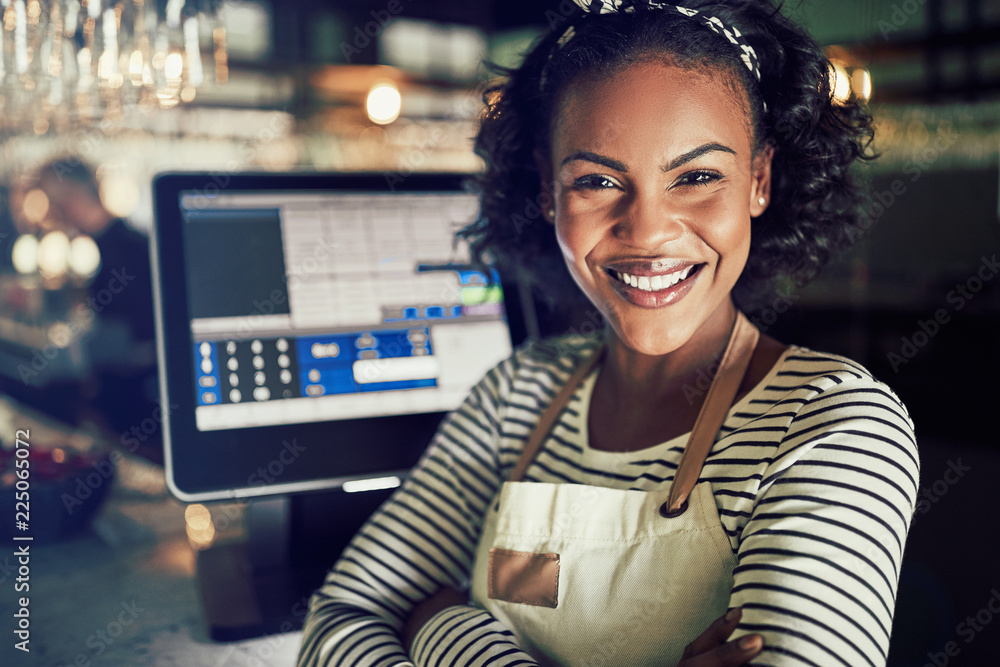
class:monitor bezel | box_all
[151,172,526,502]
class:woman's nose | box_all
[612,192,685,251]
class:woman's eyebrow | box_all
[663,143,737,172]
[560,151,628,172]
[560,143,736,173]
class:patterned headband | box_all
[549,1,763,84]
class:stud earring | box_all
[758,197,766,206]
[548,208,556,219]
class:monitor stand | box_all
[194,487,394,641]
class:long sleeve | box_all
[728,375,920,666]
[297,355,541,667]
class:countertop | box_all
[0,449,304,666]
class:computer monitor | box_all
[151,172,525,503]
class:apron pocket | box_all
[488,547,560,608]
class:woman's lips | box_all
[610,264,697,291]
[602,258,701,276]
[604,263,705,308]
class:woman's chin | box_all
[606,318,696,357]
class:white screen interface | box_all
[180,190,513,432]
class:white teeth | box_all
[615,265,698,292]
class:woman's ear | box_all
[534,149,556,223]
[749,143,775,218]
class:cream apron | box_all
[470,312,760,667]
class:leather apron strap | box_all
[508,311,760,516]
[662,311,759,515]
[509,345,608,483]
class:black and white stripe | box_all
[298,335,919,667]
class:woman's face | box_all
[547,60,771,356]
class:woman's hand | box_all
[677,607,763,666]
[402,585,468,652]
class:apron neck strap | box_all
[509,344,608,483]
[662,311,759,515]
[508,312,761,503]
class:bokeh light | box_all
[852,68,872,102]
[366,82,402,125]
[11,234,39,275]
[830,61,852,105]
[184,503,216,549]
[22,188,50,224]
[68,234,102,279]
[37,231,71,278]
[99,173,141,218]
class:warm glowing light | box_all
[11,235,38,274]
[99,174,140,218]
[213,26,228,84]
[852,68,872,102]
[22,188,49,223]
[98,52,119,84]
[164,51,184,81]
[829,61,851,105]
[185,503,212,530]
[0,0,219,127]
[185,503,216,549]
[157,90,180,108]
[48,322,73,348]
[366,82,402,125]
[33,118,49,134]
[186,524,216,549]
[129,50,143,85]
[52,448,66,463]
[37,231,71,278]
[77,47,92,92]
[68,234,101,278]
[180,85,196,103]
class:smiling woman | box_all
[550,62,761,358]
[298,3,919,667]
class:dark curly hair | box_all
[460,0,876,313]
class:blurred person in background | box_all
[37,159,155,344]
[35,158,161,462]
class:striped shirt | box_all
[297,334,920,667]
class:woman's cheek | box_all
[698,194,751,243]
[702,209,752,278]
[554,213,590,267]
[555,194,609,257]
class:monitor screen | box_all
[183,189,510,431]
[152,173,523,502]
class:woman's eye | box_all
[572,175,619,191]
[677,170,723,187]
